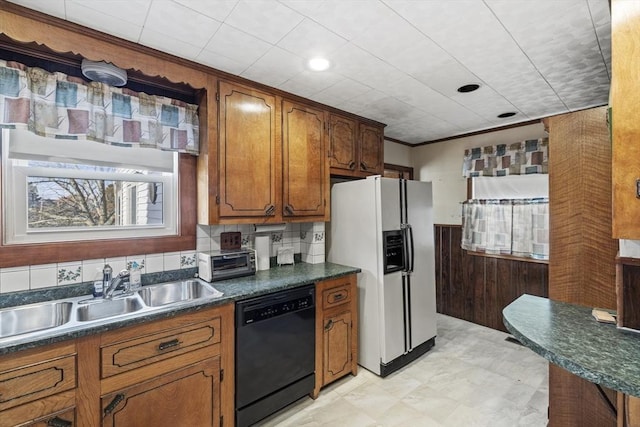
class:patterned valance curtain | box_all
[462,138,548,178]
[461,198,549,260]
[0,60,199,155]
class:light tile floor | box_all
[259,314,549,427]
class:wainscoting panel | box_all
[434,224,549,333]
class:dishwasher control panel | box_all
[237,285,315,326]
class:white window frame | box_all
[1,128,179,245]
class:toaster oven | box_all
[198,248,256,282]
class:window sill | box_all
[465,250,549,265]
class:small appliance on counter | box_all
[198,248,256,282]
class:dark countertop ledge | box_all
[503,294,640,397]
[0,262,359,356]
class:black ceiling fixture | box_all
[457,83,480,93]
[497,112,517,118]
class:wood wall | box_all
[434,224,548,333]
[547,107,618,427]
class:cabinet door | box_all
[218,80,279,218]
[282,100,327,218]
[359,123,384,175]
[322,311,352,386]
[329,114,358,172]
[102,357,220,427]
[612,1,640,238]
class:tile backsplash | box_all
[197,222,325,265]
[0,222,325,294]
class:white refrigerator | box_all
[327,176,437,377]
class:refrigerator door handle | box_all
[407,224,415,273]
[402,226,410,272]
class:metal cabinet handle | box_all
[332,292,345,302]
[284,204,294,216]
[158,338,180,351]
[360,161,368,170]
[47,417,72,427]
[104,393,125,417]
[325,319,333,330]
[265,204,275,216]
[348,161,356,170]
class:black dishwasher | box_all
[235,284,315,427]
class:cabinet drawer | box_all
[22,407,75,427]
[101,317,221,378]
[0,354,76,412]
[322,284,352,310]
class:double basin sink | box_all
[0,280,222,341]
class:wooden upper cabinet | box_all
[218,80,280,219]
[329,114,358,173]
[282,100,328,219]
[612,0,640,239]
[359,123,384,175]
[329,113,384,178]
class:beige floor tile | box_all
[256,314,548,427]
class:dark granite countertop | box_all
[503,294,640,397]
[0,262,359,356]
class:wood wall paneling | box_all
[434,224,548,334]
[549,107,617,309]
[547,107,618,427]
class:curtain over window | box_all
[461,198,549,260]
[0,60,199,155]
[462,138,548,178]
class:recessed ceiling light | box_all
[457,84,480,93]
[497,112,517,118]
[308,57,331,71]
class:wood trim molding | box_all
[383,163,414,180]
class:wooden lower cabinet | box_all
[313,274,358,397]
[102,358,220,427]
[0,342,77,427]
[95,305,232,427]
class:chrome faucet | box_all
[103,266,131,299]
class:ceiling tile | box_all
[311,77,372,105]
[224,0,304,44]
[330,43,407,92]
[173,0,239,22]
[196,50,247,75]
[202,24,272,67]
[139,27,203,60]
[65,1,145,42]
[285,0,391,41]
[487,0,610,110]
[387,0,564,119]
[67,0,151,26]
[143,1,221,49]
[278,70,344,99]
[6,0,66,19]
[277,18,347,60]
[241,46,305,88]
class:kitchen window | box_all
[2,128,178,245]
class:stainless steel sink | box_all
[76,296,144,322]
[0,301,72,338]
[138,280,217,307]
